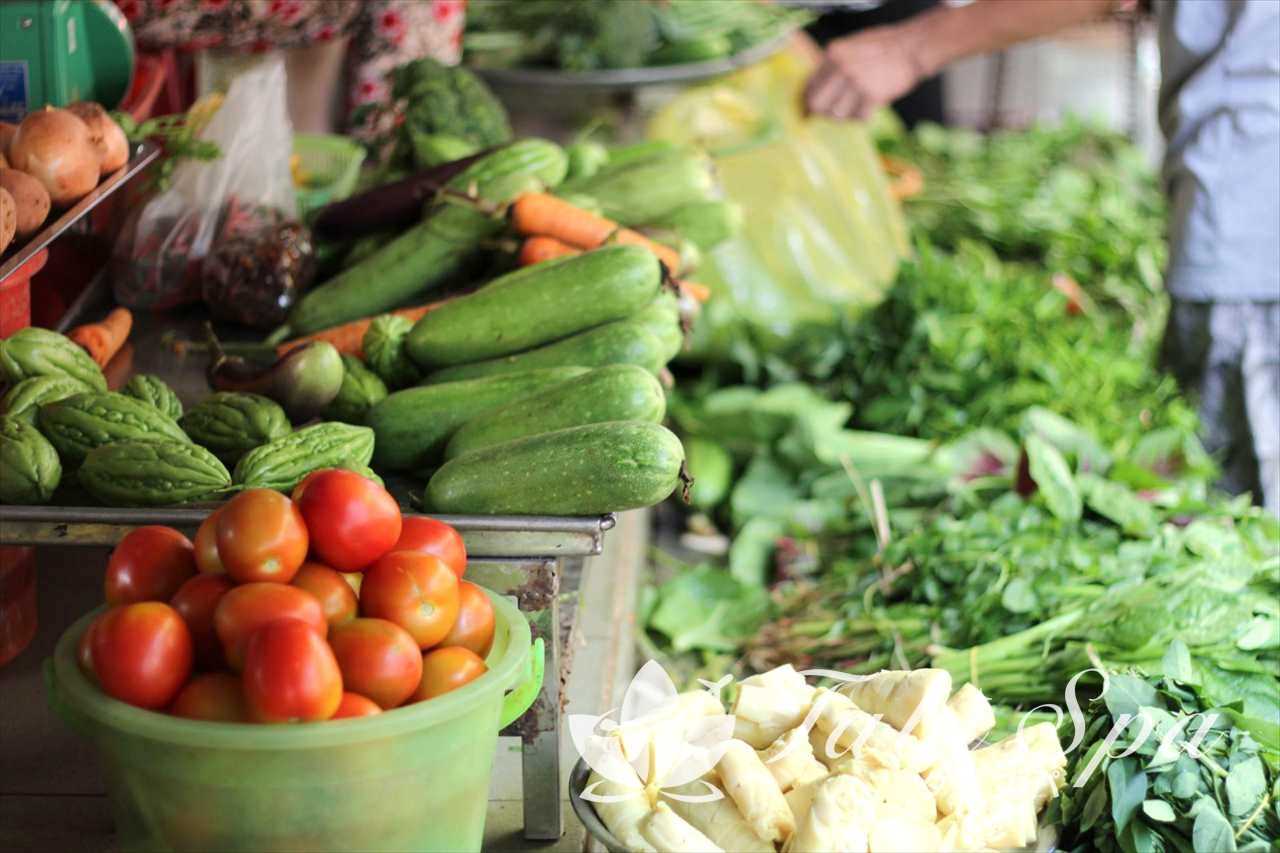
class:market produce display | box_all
[464,0,811,71]
[584,664,1068,852]
[76,472,498,722]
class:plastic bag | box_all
[647,47,908,356]
[113,57,299,311]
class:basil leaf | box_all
[1108,757,1148,832]
[1141,799,1177,822]
[1105,674,1159,720]
[1191,804,1237,852]
[1000,576,1038,614]
[1161,639,1197,684]
[1225,755,1267,816]
[1026,434,1082,522]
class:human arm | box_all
[806,0,1120,120]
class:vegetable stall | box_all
[0,7,1276,853]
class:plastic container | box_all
[46,589,541,853]
[0,248,47,337]
[293,134,366,221]
[0,546,38,668]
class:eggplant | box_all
[311,149,494,240]
[205,327,343,423]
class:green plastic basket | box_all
[293,133,366,220]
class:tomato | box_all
[439,581,495,658]
[170,574,234,670]
[216,489,309,584]
[412,646,487,702]
[169,673,249,722]
[242,619,343,723]
[359,551,459,649]
[193,509,226,575]
[91,602,193,709]
[331,691,382,719]
[291,561,358,626]
[392,517,466,579]
[327,618,423,709]
[104,526,197,605]
[213,582,326,671]
[78,614,102,682]
[294,469,402,572]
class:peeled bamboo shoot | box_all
[666,779,774,853]
[759,727,819,791]
[813,690,933,772]
[786,773,875,853]
[640,802,724,853]
[945,683,996,746]
[718,739,796,843]
[586,771,657,853]
[838,669,952,736]
[732,665,816,748]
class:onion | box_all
[0,187,15,255]
[67,101,130,174]
[0,168,51,238]
[8,107,100,206]
[0,122,16,157]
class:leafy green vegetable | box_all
[645,564,768,653]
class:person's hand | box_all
[805,26,927,120]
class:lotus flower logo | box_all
[572,660,736,804]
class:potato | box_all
[0,122,15,157]
[0,169,51,238]
[0,187,16,255]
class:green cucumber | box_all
[631,292,684,363]
[427,421,685,515]
[557,150,714,225]
[684,436,733,510]
[647,34,732,65]
[406,245,660,367]
[425,319,667,382]
[367,367,587,471]
[644,200,743,250]
[445,364,666,459]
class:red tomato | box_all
[216,489,309,584]
[170,673,249,722]
[91,603,193,709]
[104,526,197,605]
[78,614,102,682]
[291,562,358,626]
[412,646,487,702]
[170,574,234,670]
[439,581,495,658]
[213,582,327,671]
[359,551,459,649]
[331,691,382,719]
[294,469,402,572]
[193,509,226,575]
[392,517,466,579]
[327,618,423,709]
[242,619,343,723]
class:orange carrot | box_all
[675,280,711,303]
[275,301,445,357]
[511,193,683,273]
[519,236,581,266]
[69,307,133,367]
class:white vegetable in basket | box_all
[759,727,821,791]
[867,810,943,853]
[618,690,726,762]
[732,665,817,749]
[973,722,1067,812]
[838,669,952,736]
[718,738,796,843]
[919,723,982,818]
[585,771,658,853]
[666,777,775,853]
[828,759,937,825]
[813,690,933,772]
[782,759,831,826]
[640,802,724,853]
[944,683,997,746]
[786,773,876,853]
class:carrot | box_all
[675,280,711,303]
[511,192,683,273]
[69,307,133,367]
[519,236,581,266]
[275,301,445,357]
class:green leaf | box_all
[1105,674,1160,720]
[1141,799,1177,822]
[1026,434,1082,523]
[728,517,784,587]
[1235,616,1280,651]
[729,453,799,528]
[1080,472,1158,536]
[1108,757,1148,832]
[1191,803,1236,852]
[1224,756,1267,816]
[645,565,769,653]
[1000,576,1039,613]
[1171,769,1202,799]
[1022,406,1112,473]
[1162,639,1197,684]
[1081,778,1109,830]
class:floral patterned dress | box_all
[114,0,467,124]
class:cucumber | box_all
[557,150,715,225]
[445,364,666,460]
[367,367,587,471]
[631,292,684,363]
[603,141,680,170]
[647,34,732,65]
[684,436,733,510]
[644,200,743,250]
[427,421,685,515]
[425,319,667,382]
[406,245,660,367]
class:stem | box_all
[1235,791,1270,840]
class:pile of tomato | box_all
[78,469,497,723]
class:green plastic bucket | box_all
[46,589,540,853]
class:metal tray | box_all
[0,141,160,282]
[474,31,793,91]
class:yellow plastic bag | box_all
[649,47,907,356]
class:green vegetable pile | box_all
[464,0,811,72]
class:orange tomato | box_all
[78,613,102,682]
[412,646,487,702]
[170,673,249,722]
[170,573,234,670]
[392,517,466,579]
[215,489,308,584]
[294,469,402,572]
[193,509,226,575]
[359,551,459,649]
[291,561,358,626]
[439,581,495,658]
[104,526,196,605]
[242,619,343,723]
[331,691,382,719]
[328,617,423,710]
[213,582,327,671]
[91,602,193,709]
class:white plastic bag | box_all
[114,57,297,310]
